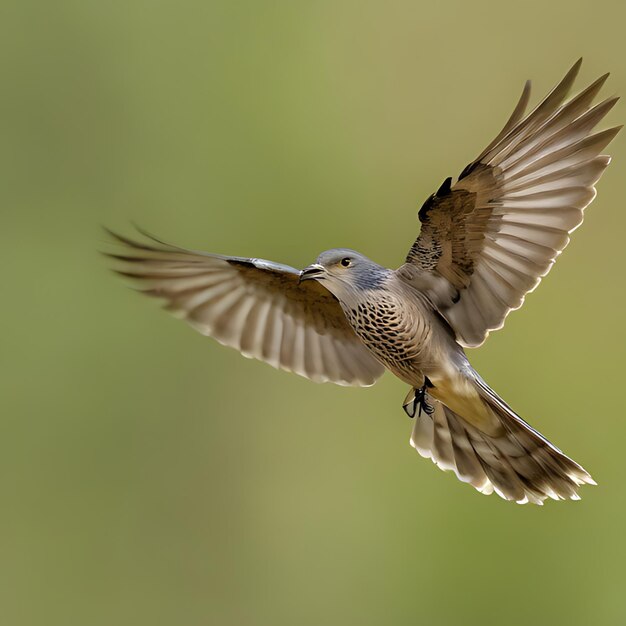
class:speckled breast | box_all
[341,292,429,378]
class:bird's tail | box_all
[407,380,595,504]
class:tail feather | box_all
[443,412,494,494]
[431,406,456,472]
[408,383,594,504]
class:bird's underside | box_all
[106,59,618,504]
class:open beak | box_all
[299,263,325,284]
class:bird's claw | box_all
[414,386,435,417]
[403,379,435,419]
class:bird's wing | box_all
[105,229,385,386]
[399,59,620,347]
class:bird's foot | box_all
[403,378,435,418]
[414,385,435,417]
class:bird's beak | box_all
[299,263,325,284]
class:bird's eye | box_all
[340,258,351,267]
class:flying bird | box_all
[107,60,620,504]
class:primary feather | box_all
[401,59,620,347]
[105,229,384,387]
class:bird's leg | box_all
[413,377,435,418]
[402,378,435,419]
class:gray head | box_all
[299,248,390,299]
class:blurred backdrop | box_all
[2,1,626,625]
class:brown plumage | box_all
[107,60,618,504]
[402,58,620,347]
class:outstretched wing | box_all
[400,59,620,347]
[105,230,385,386]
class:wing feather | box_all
[106,230,385,386]
[400,60,619,346]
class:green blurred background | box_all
[2,1,626,624]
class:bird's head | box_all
[299,249,389,299]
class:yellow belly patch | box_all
[429,375,503,437]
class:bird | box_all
[106,59,620,504]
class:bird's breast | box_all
[341,291,432,378]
